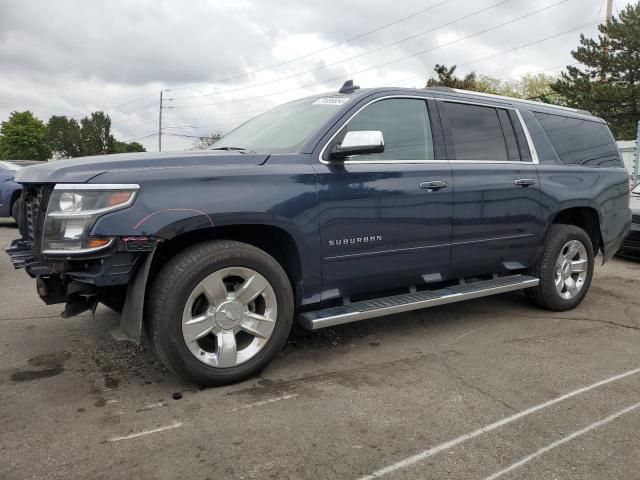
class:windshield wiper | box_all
[210,146,248,151]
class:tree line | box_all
[1,3,638,161]
[424,3,640,141]
[0,110,145,161]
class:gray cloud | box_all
[0,0,610,151]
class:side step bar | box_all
[298,275,539,330]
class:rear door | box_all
[437,100,542,277]
[312,96,453,301]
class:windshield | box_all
[210,96,351,154]
[633,182,640,195]
[0,161,21,172]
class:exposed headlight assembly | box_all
[42,184,140,255]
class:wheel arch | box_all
[149,224,304,298]
[114,223,306,345]
[548,206,602,254]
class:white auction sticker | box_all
[312,97,350,106]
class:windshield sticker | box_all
[312,97,350,106]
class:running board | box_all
[298,275,539,330]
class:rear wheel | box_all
[148,240,293,386]
[526,224,594,311]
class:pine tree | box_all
[552,3,640,140]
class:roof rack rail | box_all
[425,87,592,116]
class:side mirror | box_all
[331,130,384,159]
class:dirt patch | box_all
[88,339,168,389]
[11,367,64,382]
[28,351,72,368]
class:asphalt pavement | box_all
[1,218,639,480]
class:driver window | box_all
[338,98,434,161]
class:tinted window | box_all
[340,98,434,161]
[497,109,520,161]
[533,112,621,167]
[443,102,510,161]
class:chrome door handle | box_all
[419,180,448,191]
[514,178,535,187]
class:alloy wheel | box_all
[181,267,277,368]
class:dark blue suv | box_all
[6,83,632,386]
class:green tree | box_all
[191,132,223,150]
[426,64,488,91]
[477,73,564,104]
[552,3,640,139]
[0,111,51,161]
[113,140,146,153]
[79,111,115,156]
[47,115,81,158]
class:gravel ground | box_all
[1,218,639,480]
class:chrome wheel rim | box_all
[181,267,277,368]
[554,239,588,300]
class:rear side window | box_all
[442,102,514,161]
[533,112,621,167]
[340,98,434,161]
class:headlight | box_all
[42,184,139,255]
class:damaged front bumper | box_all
[4,237,157,343]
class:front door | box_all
[437,99,542,277]
[312,97,453,301]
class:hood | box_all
[14,150,270,184]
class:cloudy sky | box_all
[0,0,619,152]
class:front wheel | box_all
[526,224,594,311]
[148,240,294,387]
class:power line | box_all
[171,1,579,110]
[165,0,456,94]
[98,0,458,116]
[171,0,517,103]
[120,132,159,143]
[103,91,160,113]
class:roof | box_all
[329,84,594,118]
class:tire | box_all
[11,199,19,225]
[526,224,594,311]
[148,240,294,387]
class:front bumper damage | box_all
[4,236,157,343]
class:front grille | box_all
[19,185,52,254]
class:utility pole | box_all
[633,121,640,187]
[158,90,163,152]
[603,0,614,56]
[600,0,614,80]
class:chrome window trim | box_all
[441,99,539,165]
[514,109,540,164]
[318,95,541,166]
[447,160,537,165]
[53,183,141,191]
[43,238,115,256]
[440,88,583,114]
[319,95,438,165]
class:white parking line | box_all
[108,421,183,442]
[483,401,640,480]
[356,367,640,479]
